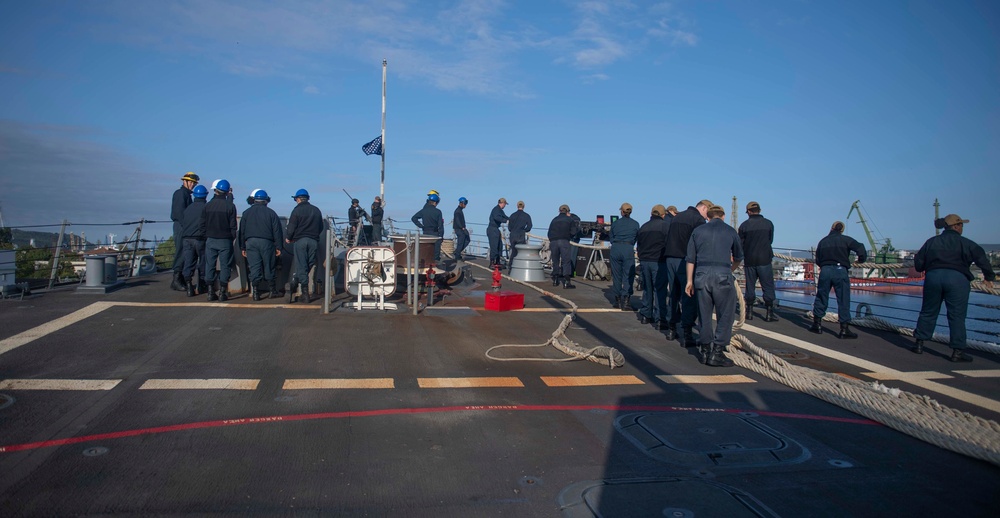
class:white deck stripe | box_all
[657,374,757,384]
[742,324,1000,413]
[0,379,121,391]
[0,302,114,356]
[139,379,260,390]
[861,371,953,381]
[952,369,1000,378]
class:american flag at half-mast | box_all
[362,135,383,156]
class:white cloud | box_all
[94,0,697,96]
[303,85,320,95]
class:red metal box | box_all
[484,291,524,312]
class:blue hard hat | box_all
[293,188,309,199]
[215,179,231,193]
[254,189,269,201]
[428,193,440,202]
[459,197,468,204]
[192,185,208,198]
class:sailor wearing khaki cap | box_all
[738,201,777,322]
[609,203,640,310]
[912,214,996,361]
[663,199,714,345]
[809,220,867,337]
[636,204,671,327]
[547,204,579,288]
[170,172,201,291]
[488,198,510,267]
[684,205,743,367]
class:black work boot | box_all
[563,279,575,289]
[706,344,735,367]
[252,287,260,301]
[198,279,208,295]
[809,315,822,334]
[950,348,973,363]
[698,343,709,364]
[837,322,857,339]
[219,286,229,302]
[288,281,298,303]
[665,327,678,341]
[638,314,650,325]
[301,283,311,303]
[552,276,560,287]
[744,305,753,321]
[764,304,778,322]
[171,271,185,291]
[682,326,697,348]
[612,296,620,308]
[911,339,924,354]
[185,279,195,297]
[207,280,219,302]
[622,297,633,312]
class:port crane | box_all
[847,200,896,278]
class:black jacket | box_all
[738,214,774,267]
[370,203,383,225]
[286,201,323,241]
[171,186,192,222]
[547,213,578,241]
[201,195,237,240]
[239,203,283,250]
[507,210,533,242]
[411,202,444,237]
[915,229,996,281]
[180,198,207,239]
[348,205,368,226]
[453,206,466,230]
[664,206,705,259]
[636,215,670,262]
[816,231,867,267]
[489,205,509,229]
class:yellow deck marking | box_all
[283,378,395,389]
[952,369,1000,378]
[742,324,1000,413]
[139,379,260,390]
[0,301,114,356]
[657,374,756,384]
[418,377,524,388]
[861,371,953,381]
[541,375,644,387]
[0,379,121,391]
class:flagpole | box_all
[380,59,386,203]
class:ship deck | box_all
[1,260,998,516]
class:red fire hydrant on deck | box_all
[491,264,502,292]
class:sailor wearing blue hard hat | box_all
[202,179,238,301]
[412,190,445,262]
[239,189,283,301]
[453,197,470,261]
[286,188,324,303]
[178,184,209,297]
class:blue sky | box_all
[1,0,997,251]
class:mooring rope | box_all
[727,334,1000,465]
[468,262,624,368]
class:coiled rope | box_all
[468,262,624,369]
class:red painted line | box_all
[0,404,878,454]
